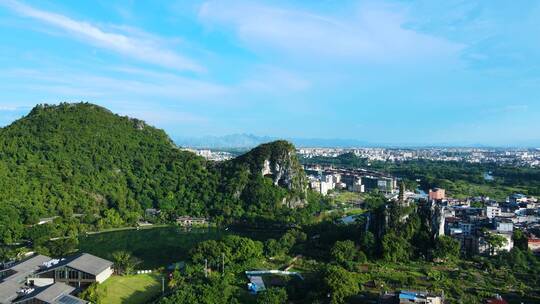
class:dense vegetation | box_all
[302,153,540,200]
[0,103,326,257]
[153,195,540,303]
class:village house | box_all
[528,238,540,255]
[176,216,209,227]
[397,290,443,304]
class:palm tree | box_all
[112,251,140,275]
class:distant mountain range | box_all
[175,134,372,149]
[175,134,540,149]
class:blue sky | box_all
[0,0,539,146]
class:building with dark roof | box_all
[33,253,113,288]
[12,282,87,304]
[0,255,51,304]
[0,253,111,304]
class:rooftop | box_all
[37,253,112,276]
[0,254,51,303]
[12,282,86,304]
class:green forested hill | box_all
[0,103,310,245]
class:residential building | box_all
[429,188,445,201]
[144,208,161,217]
[176,216,209,227]
[528,238,540,255]
[476,231,513,255]
[351,180,364,193]
[493,218,513,233]
[486,206,501,219]
[397,290,443,304]
[319,180,333,196]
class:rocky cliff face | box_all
[236,140,307,192]
[228,140,308,207]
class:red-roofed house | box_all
[528,238,540,254]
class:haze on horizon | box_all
[0,0,539,147]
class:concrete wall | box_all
[95,267,113,284]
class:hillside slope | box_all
[0,103,216,228]
[0,103,309,244]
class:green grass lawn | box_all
[98,273,163,304]
[331,191,364,205]
[343,207,365,216]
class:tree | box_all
[324,265,359,304]
[223,235,264,267]
[112,251,140,275]
[281,229,307,247]
[159,276,234,304]
[433,235,460,262]
[0,204,24,245]
[331,240,358,266]
[80,282,106,304]
[382,232,411,262]
[512,229,528,251]
[190,240,230,271]
[27,224,55,248]
[363,193,386,210]
[257,287,288,304]
[398,181,405,203]
[168,268,186,289]
[159,285,199,304]
[360,231,375,257]
[264,239,284,257]
[47,237,79,257]
[484,231,508,255]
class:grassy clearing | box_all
[98,273,163,304]
[343,208,365,216]
[331,191,365,205]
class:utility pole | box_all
[204,259,208,278]
[222,253,225,276]
[161,276,165,294]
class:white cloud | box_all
[0,68,229,101]
[198,1,464,64]
[0,0,203,73]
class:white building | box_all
[486,206,501,219]
[494,218,513,232]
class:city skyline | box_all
[1,0,540,146]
